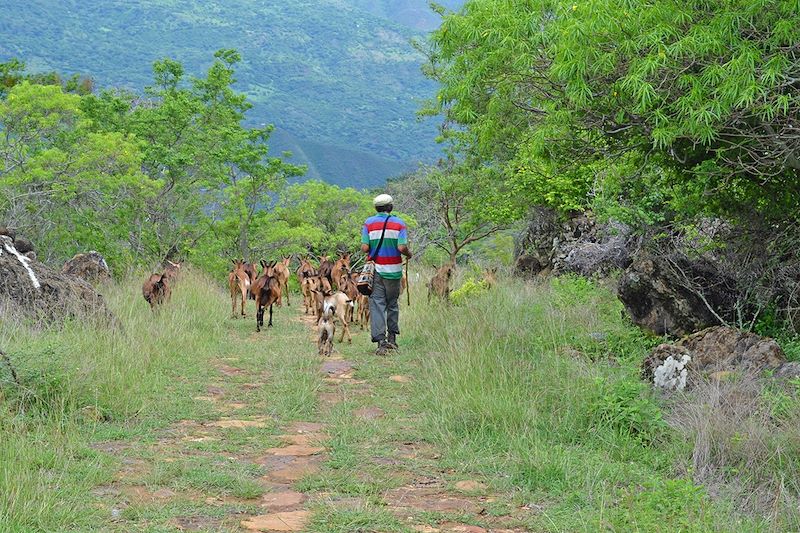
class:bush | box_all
[450,277,489,306]
[587,377,667,447]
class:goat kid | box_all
[312,290,353,344]
[317,314,335,357]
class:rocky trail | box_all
[85,303,534,532]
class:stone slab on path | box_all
[264,444,325,457]
[241,510,311,532]
[384,486,484,514]
[261,490,306,511]
[354,406,385,420]
[321,360,356,377]
[205,418,269,429]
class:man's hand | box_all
[361,243,370,253]
[398,245,413,259]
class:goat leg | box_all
[268,304,274,327]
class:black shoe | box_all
[375,343,390,356]
[387,335,398,350]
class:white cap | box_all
[373,194,393,207]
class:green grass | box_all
[2,268,800,531]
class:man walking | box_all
[361,194,412,355]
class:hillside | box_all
[0,0,462,188]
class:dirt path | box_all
[88,303,532,532]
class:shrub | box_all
[587,377,667,447]
[450,277,489,306]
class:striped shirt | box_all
[361,213,408,279]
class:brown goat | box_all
[318,255,334,287]
[482,267,498,289]
[296,256,316,286]
[243,262,259,299]
[228,259,251,318]
[356,293,370,330]
[253,260,282,332]
[273,257,292,307]
[427,263,454,303]
[331,253,351,290]
[142,261,181,310]
[337,270,359,323]
[301,276,319,315]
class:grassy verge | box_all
[0,269,215,530]
[404,274,776,531]
[3,268,799,531]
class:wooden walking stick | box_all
[405,258,411,307]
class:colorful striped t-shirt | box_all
[361,213,408,280]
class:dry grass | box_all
[667,375,800,528]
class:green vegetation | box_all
[0,0,459,186]
[5,270,800,530]
[425,0,800,225]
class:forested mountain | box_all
[0,0,463,187]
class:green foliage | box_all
[1,52,305,272]
[0,81,156,267]
[426,0,800,225]
[1,0,452,185]
[387,164,508,262]
[587,377,667,447]
[602,478,715,532]
[450,277,488,306]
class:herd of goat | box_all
[142,254,489,357]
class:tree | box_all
[0,82,155,267]
[388,164,507,265]
[425,0,800,223]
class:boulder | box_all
[13,236,34,254]
[560,220,636,277]
[514,208,637,278]
[62,251,111,284]
[0,235,111,324]
[642,326,786,387]
[618,252,738,336]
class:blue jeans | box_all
[369,274,401,343]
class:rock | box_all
[264,444,325,457]
[514,208,638,278]
[389,375,412,383]
[0,227,16,240]
[618,252,738,336]
[12,236,34,254]
[62,251,111,284]
[773,362,800,380]
[0,235,112,324]
[354,407,385,420]
[261,491,306,510]
[454,480,486,492]
[643,326,786,387]
[241,511,311,532]
[205,418,269,429]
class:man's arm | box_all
[361,243,370,253]
[398,244,413,259]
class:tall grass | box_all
[406,274,768,531]
[0,268,230,532]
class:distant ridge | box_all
[0,0,464,185]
